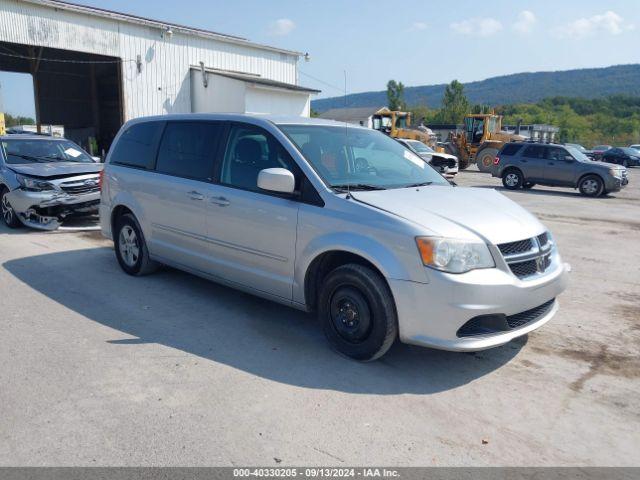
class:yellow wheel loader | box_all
[372,108,438,149]
[447,114,525,172]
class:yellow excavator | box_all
[0,113,6,136]
[372,108,438,148]
[447,113,525,171]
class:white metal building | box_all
[0,0,319,151]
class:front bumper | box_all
[389,251,569,351]
[6,188,100,230]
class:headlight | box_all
[416,237,495,273]
[16,174,55,191]
[609,168,622,178]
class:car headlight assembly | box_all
[609,168,622,178]
[416,237,495,273]
[16,174,55,192]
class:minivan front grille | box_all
[498,239,534,256]
[498,233,553,279]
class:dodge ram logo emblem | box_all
[536,256,546,272]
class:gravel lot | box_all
[1,168,639,466]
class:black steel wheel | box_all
[318,264,397,361]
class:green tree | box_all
[386,80,406,111]
[4,113,35,127]
[440,80,470,124]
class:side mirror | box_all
[257,168,296,194]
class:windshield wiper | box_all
[10,154,52,163]
[332,183,387,191]
[403,181,433,188]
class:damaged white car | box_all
[0,135,102,230]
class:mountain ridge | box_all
[311,64,640,112]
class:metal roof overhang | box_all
[192,66,321,94]
[20,0,306,57]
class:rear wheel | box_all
[1,188,21,228]
[318,264,397,361]
[114,213,159,276]
[476,147,498,173]
[502,169,524,190]
[578,175,604,197]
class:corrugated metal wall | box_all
[0,0,299,120]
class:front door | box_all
[204,123,300,300]
[544,146,577,186]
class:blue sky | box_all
[1,0,639,117]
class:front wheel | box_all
[1,188,22,228]
[578,175,604,197]
[318,264,398,361]
[502,169,524,190]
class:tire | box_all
[502,169,524,190]
[523,182,536,190]
[578,175,604,197]
[1,187,22,229]
[623,160,629,168]
[114,213,159,276]
[318,264,398,361]
[476,147,498,173]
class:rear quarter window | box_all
[110,122,164,169]
[500,144,523,156]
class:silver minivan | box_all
[101,114,569,361]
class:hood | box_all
[351,186,544,245]
[9,162,102,179]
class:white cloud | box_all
[556,11,634,38]
[513,10,536,34]
[450,17,503,37]
[268,18,296,36]
[411,21,427,31]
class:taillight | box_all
[99,170,104,191]
[493,156,500,165]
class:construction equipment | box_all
[372,108,438,148]
[0,113,6,136]
[446,113,525,171]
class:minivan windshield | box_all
[1,138,94,165]
[279,125,448,190]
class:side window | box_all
[155,122,223,181]
[500,144,522,156]
[546,147,568,161]
[110,122,164,169]
[220,125,300,193]
[522,145,545,159]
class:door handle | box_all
[548,162,555,165]
[210,196,230,207]
[520,159,528,163]
[187,191,204,201]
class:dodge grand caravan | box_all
[101,114,569,361]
